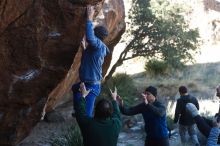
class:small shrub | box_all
[145,59,169,75]
[51,125,83,146]
[100,73,138,106]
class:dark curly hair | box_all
[94,98,113,119]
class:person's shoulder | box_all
[188,94,195,98]
[111,118,122,131]
[154,100,165,106]
[189,94,198,100]
[177,97,181,100]
[96,39,109,50]
[98,43,109,55]
[177,97,183,102]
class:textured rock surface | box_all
[0,0,125,145]
[44,0,126,113]
[204,0,220,11]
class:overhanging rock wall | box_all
[0,0,125,145]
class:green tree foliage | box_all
[145,59,169,75]
[105,0,201,81]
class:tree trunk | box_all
[104,38,136,82]
[104,58,123,81]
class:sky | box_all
[195,43,220,63]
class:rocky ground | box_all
[17,101,74,146]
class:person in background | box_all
[117,86,169,146]
[72,5,109,117]
[174,86,200,146]
[74,83,122,146]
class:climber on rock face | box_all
[72,5,109,117]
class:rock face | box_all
[180,0,220,43]
[0,0,125,145]
[204,0,220,11]
[44,0,126,112]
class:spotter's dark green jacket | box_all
[74,97,122,146]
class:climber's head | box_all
[94,26,108,41]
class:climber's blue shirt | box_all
[79,20,109,82]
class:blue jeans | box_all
[72,82,101,117]
[179,124,200,146]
